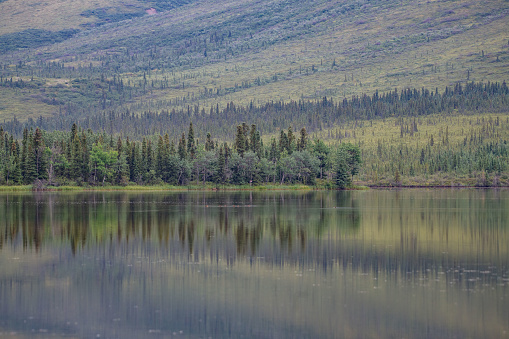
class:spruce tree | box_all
[80,132,90,181]
[235,125,246,157]
[178,133,187,160]
[32,127,47,180]
[287,126,295,154]
[187,122,196,159]
[297,127,308,151]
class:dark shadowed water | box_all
[0,189,508,338]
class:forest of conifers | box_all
[0,81,508,188]
[0,122,360,188]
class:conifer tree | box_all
[178,133,187,160]
[297,127,308,151]
[156,135,165,180]
[12,141,22,184]
[31,127,47,180]
[80,132,90,181]
[216,145,226,184]
[205,132,214,151]
[187,122,196,159]
[269,137,279,162]
[287,126,295,154]
[21,128,28,180]
[235,125,247,157]
[279,130,288,154]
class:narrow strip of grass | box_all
[0,183,321,192]
[0,185,33,191]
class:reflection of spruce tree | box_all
[187,219,195,254]
[279,223,293,252]
[178,218,186,245]
[235,220,248,255]
[334,191,361,230]
[251,218,263,256]
[297,227,306,251]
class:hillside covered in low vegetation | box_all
[1,0,508,187]
[0,0,508,120]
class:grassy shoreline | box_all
[0,182,505,192]
[0,184,319,192]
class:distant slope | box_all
[0,0,194,34]
[0,0,508,122]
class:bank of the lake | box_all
[0,183,320,192]
[0,181,505,192]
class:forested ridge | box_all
[1,81,509,188]
[2,81,508,140]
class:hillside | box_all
[0,0,508,125]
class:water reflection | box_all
[0,190,508,338]
[0,191,361,260]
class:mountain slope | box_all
[0,0,508,121]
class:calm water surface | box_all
[0,189,508,338]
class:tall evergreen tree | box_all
[187,122,196,159]
[235,125,247,157]
[287,126,295,154]
[297,127,308,151]
[31,127,47,180]
[178,133,187,160]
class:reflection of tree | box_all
[235,218,263,256]
[187,220,195,254]
[334,191,361,231]
[1,191,507,275]
[178,218,186,246]
[279,222,293,253]
[0,192,361,258]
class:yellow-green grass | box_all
[0,87,57,121]
[0,0,147,34]
[310,111,509,186]
[117,0,509,112]
[0,184,318,191]
[1,0,508,122]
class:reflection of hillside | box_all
[0,190,508,274]
[0,190,508,339]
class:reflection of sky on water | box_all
[0,190,508,338]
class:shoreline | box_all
[0,184,506,192]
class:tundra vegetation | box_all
[0,0,508,187]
